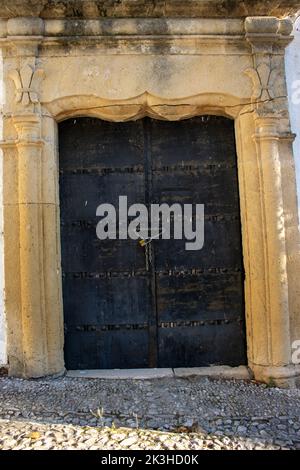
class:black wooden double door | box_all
[59,117,246,370]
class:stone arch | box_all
[42,92,247,123]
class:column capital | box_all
[253,113,281,141]
[245,16,294,53]
[252,113,297,144]
[12,113,42,143]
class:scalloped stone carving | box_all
[8,64,45,106]
[245,63,280,102]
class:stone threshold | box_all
[67,365,251,380]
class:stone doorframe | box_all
[0,12,300,386]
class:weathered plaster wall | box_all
[0,47,6,365]
[286,16,300,223]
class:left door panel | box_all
[59,118,152,369]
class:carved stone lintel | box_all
[8,64,44,106]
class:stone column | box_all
[13,114,47,377]
[0,17,64,377]
[245,17,300,386]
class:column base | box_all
[7,355,65,379]
[8,367,66,379]
[249,363,300,388]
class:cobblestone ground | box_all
[0,375,300,450]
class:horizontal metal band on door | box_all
[67,317,243,333]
